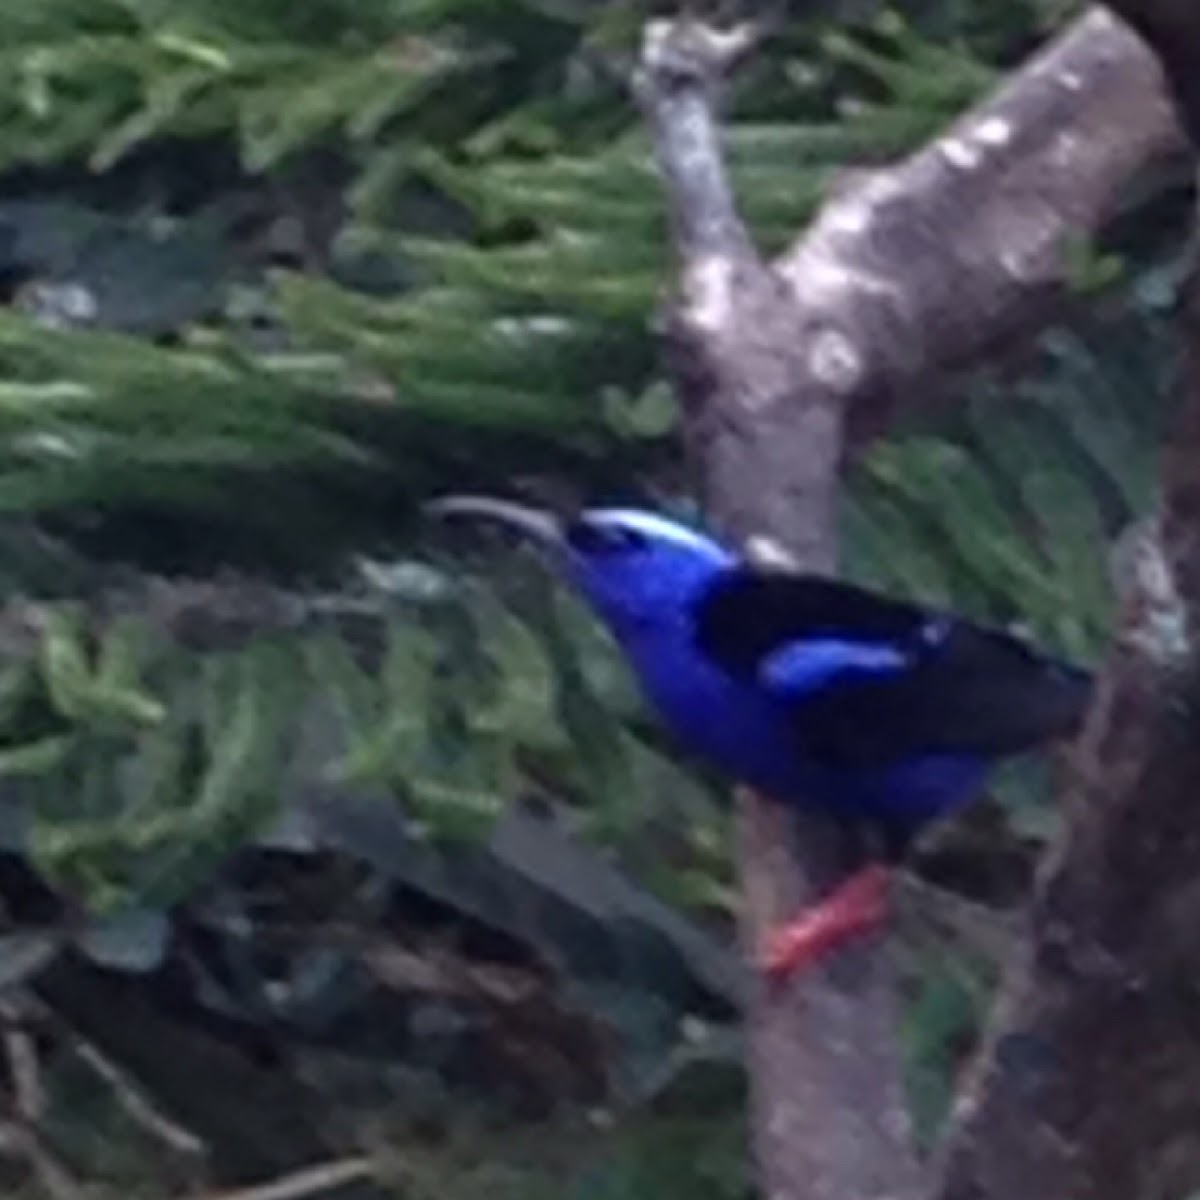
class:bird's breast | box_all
[624,632,812,798]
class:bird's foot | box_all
[759,864,890,982]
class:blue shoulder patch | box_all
[761,637,908,698]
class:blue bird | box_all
[428,497,1092,977]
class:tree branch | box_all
[638,7,1186,1200]
[640,19,919,1200]
[776,7,1182,445]
[930,6,1200,1197]
[1100,2,1200,144]
[931,318,1200,1200]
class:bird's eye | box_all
[566,520,647,555]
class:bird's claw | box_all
[758,864,890,983]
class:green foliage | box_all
[0,0,590,174]
[0,3,1018,576]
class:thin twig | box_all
[0,1116,87,1200]
[73,1038,205,1158]
[0,997,88,1200]
[195,1156,374,1200]
[3,1001,43,1121]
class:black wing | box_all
[694,570,1092,768]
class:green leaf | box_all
[39,606,93,721]
[0,734,75,778]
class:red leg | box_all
[759,864,890,982]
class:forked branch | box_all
[638,7,1187,1200]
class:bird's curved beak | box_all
[423,495,566,554]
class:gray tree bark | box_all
[933,5,1200,1198]
[637,6,1197,1199]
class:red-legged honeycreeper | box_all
[427,497,1092,978]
